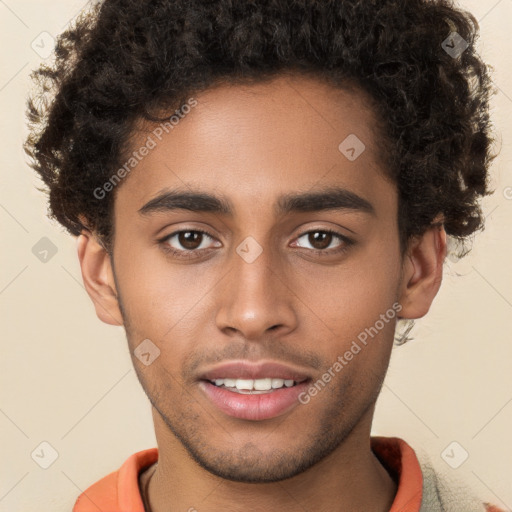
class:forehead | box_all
[114,74,394,218]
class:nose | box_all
[214,242,298,341]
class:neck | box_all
[141,409,397,512]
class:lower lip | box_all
[199,380,310,421]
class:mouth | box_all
[205,377,307,394]
[197,361,312,421]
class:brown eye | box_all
[178,231,203,250]
[295,230,346,252]
[160,229,221,256]
[307,231,332,250]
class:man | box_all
[25,0,501,510]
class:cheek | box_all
[114,245,223,341]
[294,249,401,337]
[290,241,401,378]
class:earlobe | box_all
[398,220,447,320]
[76,231,123,326]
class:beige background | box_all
[1,0,511,510]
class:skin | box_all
[77,73,446,512]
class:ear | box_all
[76,230,123,326]
[397,217,447,319]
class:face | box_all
[80,74,442,483]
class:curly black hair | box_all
[25,0,496,259]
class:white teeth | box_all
[271,378,284,388]
[235,379,253,390]
[212,378,297,391]
[254,378,272,390]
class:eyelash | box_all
[157,228,354,260]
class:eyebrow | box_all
[138,186,376,217]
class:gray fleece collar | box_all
[418,461,486,512]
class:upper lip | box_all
[199,360,312,382]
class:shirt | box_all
[72,436,502,511]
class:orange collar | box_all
[72,436,439,511]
